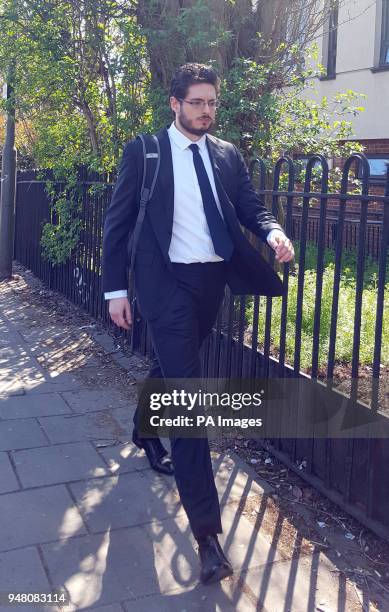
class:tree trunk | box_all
[0,72,17,281]
[78,100,100,156]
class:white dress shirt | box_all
[168,121,224,264]
[104,122,281,300]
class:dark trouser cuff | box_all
[194,526,223,542]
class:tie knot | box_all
[189,143,199,154]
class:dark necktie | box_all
[189,143,234,261]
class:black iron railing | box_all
[197,154,389,541]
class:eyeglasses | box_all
[179,98,220,110]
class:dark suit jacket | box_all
[102,127,285,320]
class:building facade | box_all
[312,0,389,183]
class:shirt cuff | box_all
[266,229,286,245]
[104,290,128,300]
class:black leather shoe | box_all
[132,429,174,476]
[197,534,233,585]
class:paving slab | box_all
[95,441,150,474]
[68,470,183,533]
[0,451,19,493]
[38,411,127,444]
[0,393,71,419]
[0,418,49,451]
[0,485,87,551]
[241,552,359,612]
[0,547,53,611]
[40,526,178,609]
[13,441,109,488]
[61,389,132,414]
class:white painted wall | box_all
[305,0,389,139]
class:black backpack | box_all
[127,133,160,310]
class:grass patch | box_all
[245,243,389,369]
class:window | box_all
[380,0,389,65]
[321,1,339,79]
[357,155,389,183]
[326,1,339,78]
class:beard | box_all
[178,107,215,136]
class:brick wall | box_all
[308,139,389,216]
[357,139,389,154]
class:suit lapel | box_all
[206,134,223,180]
[206,134,237,224]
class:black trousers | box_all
[133,261,227,539]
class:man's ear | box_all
[170,96,179,114]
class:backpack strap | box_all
[128,133,160,282]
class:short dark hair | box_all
[170,63,220,100]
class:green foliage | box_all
[40,174,83,265]
[216,57,278,153]
[216,53,365,192]
[245,244,389,369]
[0,0,151,172]
[0,0,152,265]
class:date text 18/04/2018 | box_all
[149,415,263,428]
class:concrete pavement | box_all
[0,269,379,611]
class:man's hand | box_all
[109,297,132,330]
[267,230,295,263]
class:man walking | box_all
[102,63,294,585]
